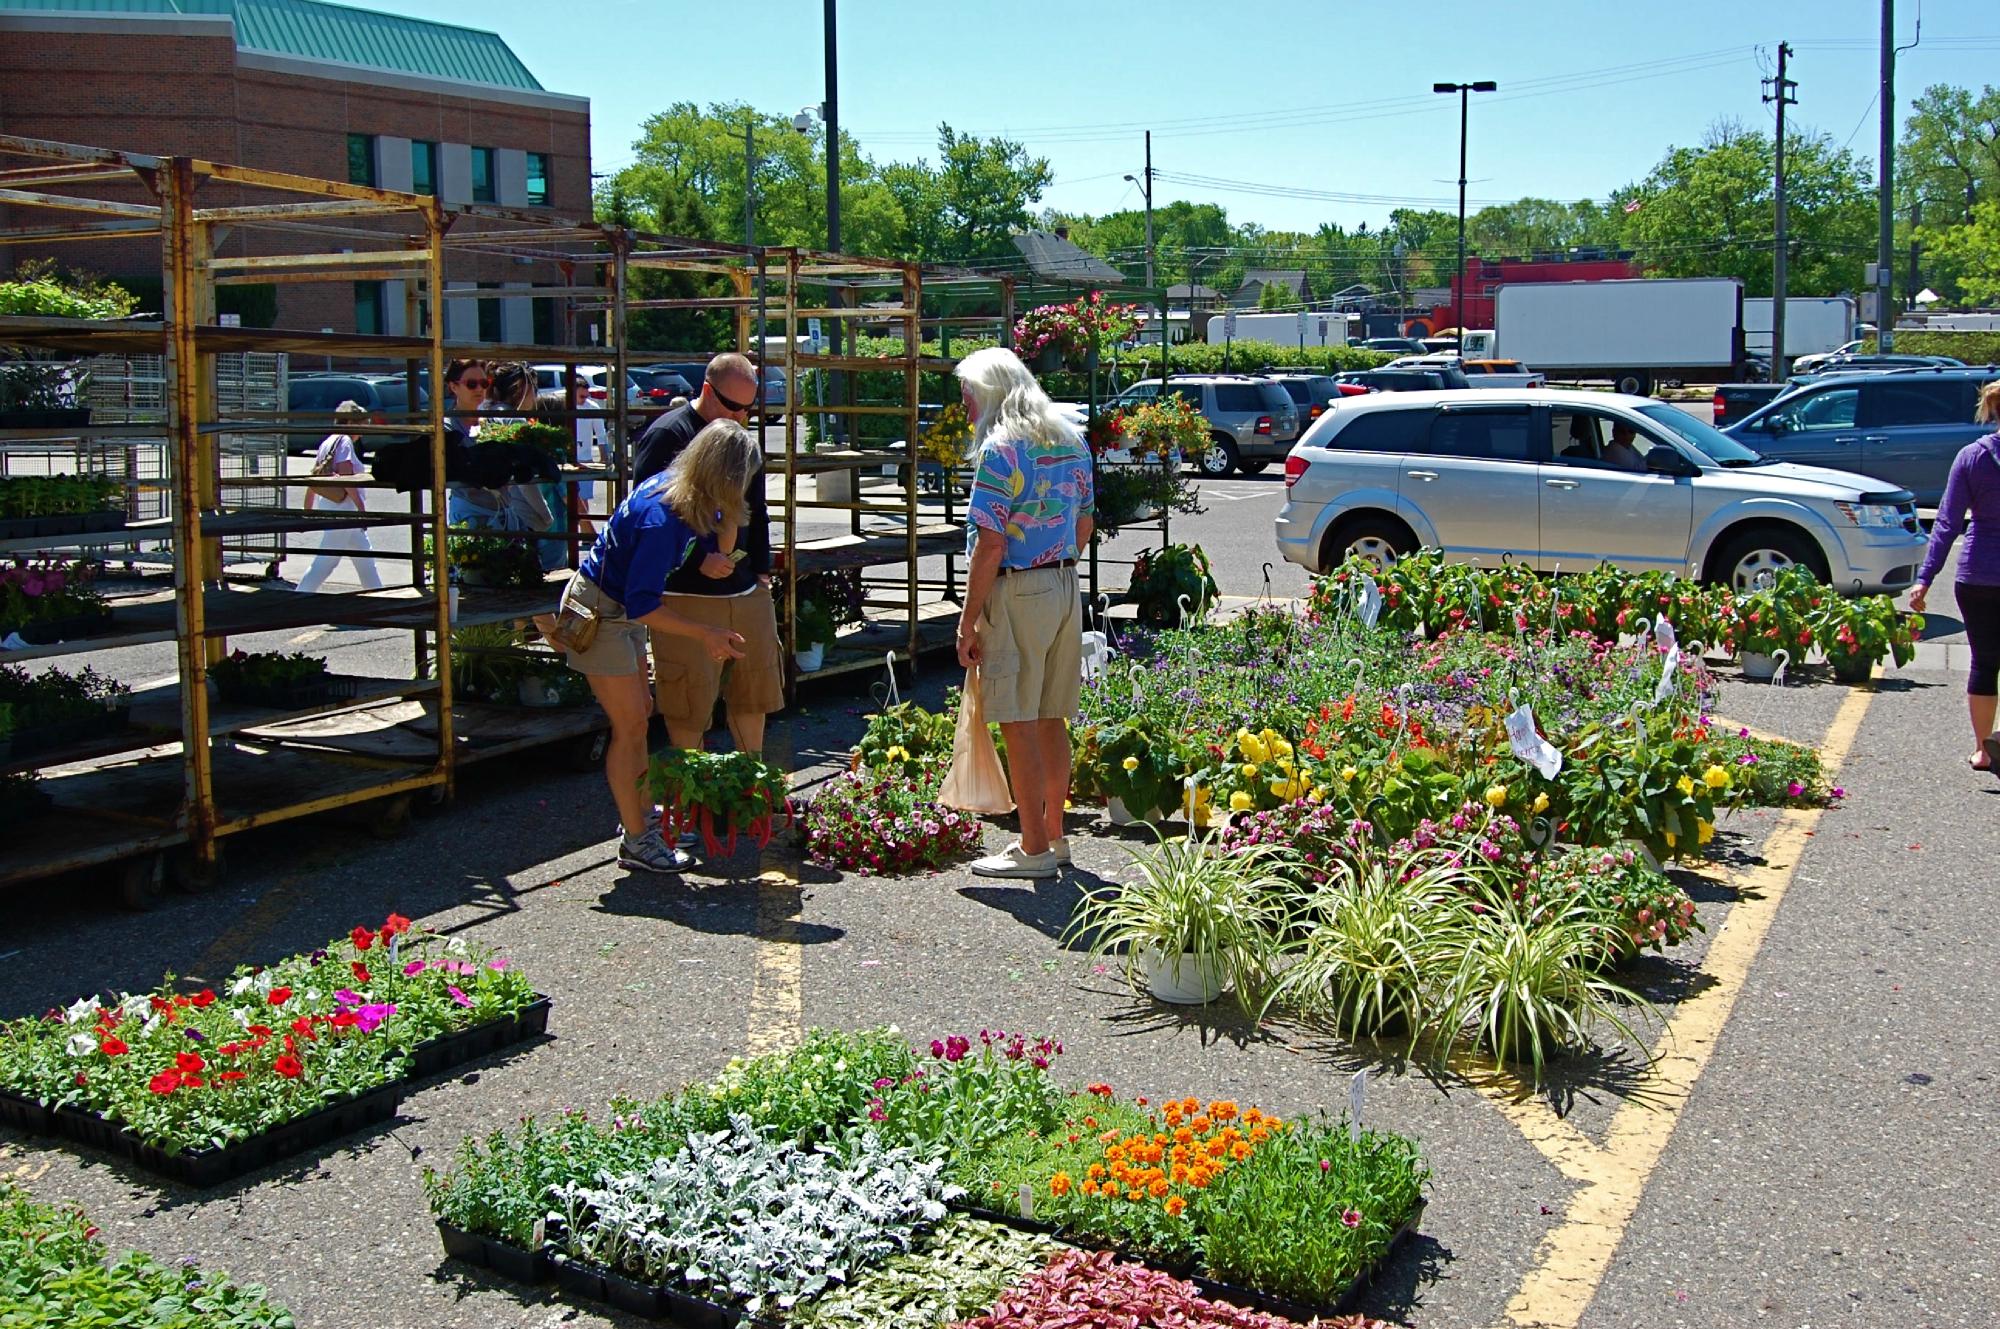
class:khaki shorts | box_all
[978,563,1081,724]
[557,574,649,677]
[649,585,784,725]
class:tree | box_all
[1900,83,2000,302]
[1257,279,1290,309]
[1467,198,1623,259]
[1922,197,2000,303]
[1618,120,1875,296]
[882,126,1050,264]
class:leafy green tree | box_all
[1257,279,1290,309]
[1899,83,2000,301]
[1619,120,1874,296]
[883,126,1051,263]
[1921,197,2000,303]
[1468,198,1623,258]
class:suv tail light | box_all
[1307,403,1325,420]
[1711,392,1726,422]
[1284,454,1308,489]
[588,387,608,401]
[1254,415,1273,435]
[371,412,387,426]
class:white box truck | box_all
[1204,310,1358,348]
[1487,277,1748,395]
[1743,296,1856,360]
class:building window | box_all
[532,293,558,346]
[476,282,502,343]
[471,147,496,204]
[525,152,550,207]
[354,282,383,335]
[347,134,376,186]
[411,140,437,196]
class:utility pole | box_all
[822,0,844,437]
[1877,0,1895,350]
[1143,131,1156,288]
[1434,80,1497,333]
[744,118,756,248]
[1764,42,1796,383]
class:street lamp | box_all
[1433,80,1496,336]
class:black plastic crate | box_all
[407,995,551,1080]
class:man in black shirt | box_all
[630,353,783,769]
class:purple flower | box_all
[488,958,509,972]
[1786,781,1805,798]
[354,1002,395,1034]
[1738,753,1758,766]
[1830,786,1845,799]
[446,986,472,1008]
[1738,727,1750,739]
[403,960,426,976]
[872,1076,895,1090]
[332,988,363,1009]
[184,1028,205,1042]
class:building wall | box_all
[0,14,591,344]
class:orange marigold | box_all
[1148,1178,1169,1199]
[1242,1107,1264,1126]
[1191,1115,1213,1135]
[1164,1195,1187,1217]
[1230,1141,1253,1161]
[1249,1125,1271,1144]
[1050,1172,1073,1197]
[1079,1179,1098,1197]
[1180,1096,1200,1115]
[1173,1126,1194,1145]
[1087,1164,1106,1181]
[1209,1101,1239,1122]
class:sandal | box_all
[1984,734,2000,775]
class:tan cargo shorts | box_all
[977,563,1081,724]
[556,574,649,677]
[648,585,784,725]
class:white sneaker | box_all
[971,842,1060,879]
[1051,837,1072,865]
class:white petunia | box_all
[65,1032,96,1058]
[63,996,101,1025]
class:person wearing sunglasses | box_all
[630,353,781,786]
[443,359,489,431]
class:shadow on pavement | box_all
[1352,1232,1455,1323]
[592,876,845,945]
[957,873,1093,948]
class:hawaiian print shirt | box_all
[965,434,1095,569]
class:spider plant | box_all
[1063,830,1293,1013]
[1436,887,1661,1082]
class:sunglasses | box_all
[455,377,489,391]
[710,381,756,414]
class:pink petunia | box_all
[403,960,426,976]
[446,986,472,1008]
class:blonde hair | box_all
[665,419,758,536]
[1978,379,2000,426]
[332,399,369,423]
[955,345,1079,457]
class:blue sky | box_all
[394,0,1995,232]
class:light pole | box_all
[1123,129,1155,287]
[1433,80,1496,334]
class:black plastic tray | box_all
[436,1221,549,1286]
[952,1201,1198,1276]
[2,609,115,647]
[1190,1197,1427,1320]
[38,1080,405,1187]
[408,995,551,1079]
[439,1229,764,1328]
[0,1087,54,1133]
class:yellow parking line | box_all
[1502,678,1874,1328]
[745,725,805,1058]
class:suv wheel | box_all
[1235,458,1270,476]
[1197,436,1238,478]
[1714,527,1825,592]
[1326,516,1416,573]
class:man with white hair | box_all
[953,346,1096,879]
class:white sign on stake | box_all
[1653,643,1682,706]
[1355,574,1383,629]
[1654,616,1677,651]
[1506,703,1563,779]
[1018,1183,1035,1220]
[1348,1068,1367,1141]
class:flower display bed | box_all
[426,1028,1427,1325]
[0,912,546,1186]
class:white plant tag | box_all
[1355,574,1383,629]
[1506,703,1563,779]
[1348,1068,1367,1141]
[1653,643,1682,706]
[1654,616,1677,651]
[1017,1183,1035,1220]
[1080,630,1111,681]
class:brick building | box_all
[0,0,592,341]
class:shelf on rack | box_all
[804,607,958,681]
[257,696,602,768]
[786,523,960,574]
[198,510,415,539]
[764,449,913,475]
[0,518,171,555]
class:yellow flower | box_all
[1697,819,1715,845]
[1241,763,1260,779]
[1484,784,1509,809]
[1531,792,1550,815]
[1677,775,1696,797]
[1308,785,1326,802]
[1122,756,1140,772]
[887,745,910,762]
[1228,791,1254,812]
[1238,732,1269,764]
[1702,765,1731,790]
[1340,765,1358,782]
[1664,830,1678,848]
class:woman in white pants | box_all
[296,401,382,594]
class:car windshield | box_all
[1636,404,1766,466]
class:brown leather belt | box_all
[995,558,1078,578]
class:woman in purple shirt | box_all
[1910,380,2000,771]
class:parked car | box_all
[1257,369,1344,428]
[285,375,427,454]
[1276,388,1926,594]
[1722,365,2000,506]
[640,360,790,414]
[1358,337,1428,355]
[1711,381,1790,429]
[1460,358,1545,388]
[1335,367,1471,393]
[1787,352,1963,375]
[1103,374,1300,477]
[532,364,640,406]
[630,367,695,400]
[1790,339,1870,375]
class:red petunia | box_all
[171,994,191,1008]
[351,926,375,951]
[216,1071,246,1082]
[175,1052,206,1074]
[290,1017,316,1039]
[267,987,292,1006]
[351,962,371,985]
[329,1012,359,1029]
[381,913,412,937]
[149,995,172,1013]
[190,990,216,1008]
[272,1054,303,1079]
[148,1070,182,1095]
[246,1024,272,1038]
[99,1037,128,1057]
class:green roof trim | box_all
[0,0,546,91]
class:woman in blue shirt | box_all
[561,420,755,872]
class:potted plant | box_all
[785,570,862,671]
[478,419,573,464]
[1813,593,1921,683]
[0,663,129,755]
[442,527,545,589]
[643,748,793,858]
[0,558,111,644]
[1065,831,1292,1008]
[0,475,123,539]
[208,650,331,708]
[0,271,138,429]
[1083,713,1192,825]
[917,403,972,494]
[1125,543,1219,628]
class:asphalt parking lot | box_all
[3,453,1994,1329]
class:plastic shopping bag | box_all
[938,667,1015,814]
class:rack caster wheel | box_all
[367,794,414,839]
[116,853,168,911]
[172,845,226,892]
[567,730,610,772]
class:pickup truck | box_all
[1712,382,1788,428]
[1461,358,1545,388]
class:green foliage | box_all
[855,698,957,771]
[0,1180,294,1327]
[1125,542,1219,626]
[0,663,127,730]
[475,419,572,460]
[1915,197,2000,305]
[1256,279,1290,309]
[1879,329,2000,364]
[1899,83,2000,303]
[0,474,120,519]
[790,1217,1062,1328]
[0,277,136,321]
[643,747,792,852]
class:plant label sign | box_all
[1506,703,1563,779]
[1655,616,1677,651]
[1018,1183,1035,1221]
[1653,643,1682,706]
[1348,1068,1367,1141]
[1355,574,1383,629]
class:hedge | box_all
[1865,330,2000,365]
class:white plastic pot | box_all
[1106,796,1158,827]
[795,641,827,672]
[1740,649,1790,683]
[1137,948,1228,1005]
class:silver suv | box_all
[1276,388,1928,594]
[1106,375,1300,478]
